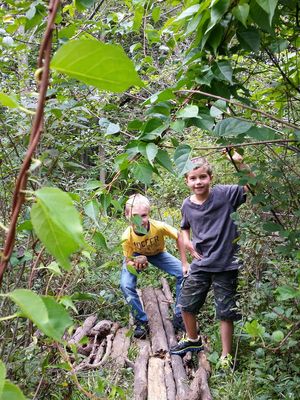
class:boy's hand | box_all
[134,255,148,271]
[182,262,190,275]
[186,241,202,260]
[223,148,243,164]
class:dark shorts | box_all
[178,269,241,321]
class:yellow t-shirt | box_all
[121,219,178,258]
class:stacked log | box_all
[132,281,212,400]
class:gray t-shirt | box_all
[181,184,246,272]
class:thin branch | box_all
[176,89,300,131]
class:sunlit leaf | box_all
[51,40,143,93]
[176,105,198,118]
[0,92,18,108]
[2,380,27,400]
[31,187,85,270]
[174,144,194,176]
[146,143,158,165]
[8,289,72,342]
[132,162,153,184]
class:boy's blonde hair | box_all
[125,194,150,216]
[185,157,213,177]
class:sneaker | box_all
[172,314,186,332]
[170,335,203,355]
[133,321,149,339]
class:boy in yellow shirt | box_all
[120,194,187,338]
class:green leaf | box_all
[0,92,18,108]
[244,320,266,338]
[85,180,103,190]
[152,6,161,23]
[84,199,100,227]
[132,162,153,184]
[145,143,158,165]
[174,144,194,176]
[0,360,6,398]
[75,0,97,11]
[156,149,174,174]
[232,4,249,28]
[217,61,233,84]
[106,122,120,135]
[31,187,85,270]
[245,126,278,140]
[174,5,200,22]
[176,105,198,118]
[276,285,300,301]
[262,222,282,232]
[126,264,138,277]
[92,232,108,250]
[237,27,260,52]
[8,289,73,342]
[205,0,230,34]
[214,118,253,137]
[2,380,27,400]
[271,330,284,343]
[51,40,143,93]
[256,0,278,25]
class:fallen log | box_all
[155,288,177,349]
[148,357,168,400]
[110,327,130,367]
[90,320,112,337]
[189,347,212,400]
[142,287,168,356]
[134,340,150,400]
[69,315,97,344]
[171,355,191,400]
[160,277,174,304]
[164,359,176,400]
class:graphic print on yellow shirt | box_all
[121,219,178,258]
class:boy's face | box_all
[126,204,150,230]
[185,166,212,197]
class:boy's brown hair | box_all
[185,157,213,177]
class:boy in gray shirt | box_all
[170,151,252,367]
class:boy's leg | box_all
[120,259,147,323]
[220,320,233,357]
[213,270,240,358]
[182,310,198,339]
[147,252,183,315]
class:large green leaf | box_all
[84,199,100,228]
[156,149,174,174]
[8,289,73,342]
[176,105,199,118]
[245,126,278,140]
[1,381,27,400]
[174,144,194,176]
[75,0,96,11]
[256,0,278,25]
[214,118,253,137]
[132,162,153,184]
[0,92,18,108]
[145,143,158,165]
[237,27,260,52]
[232,4,249,27]
[51,40,143,93]
[31,187,85,270]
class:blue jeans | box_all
[120,251,183,323]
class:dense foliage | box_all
[0,0,299,399]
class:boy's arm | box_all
[181,229,202,260]
[176,232,189,275]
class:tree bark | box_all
[110,327,130,367]
[142,287,168,356]
[171,355,191,400]
[155,288,177,349]
[69,315,97,344]
[164,359,176,400]
[134,340,150,400]
[160,277,174,304]
[148,357,168,400]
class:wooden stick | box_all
[69,315,97,345]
